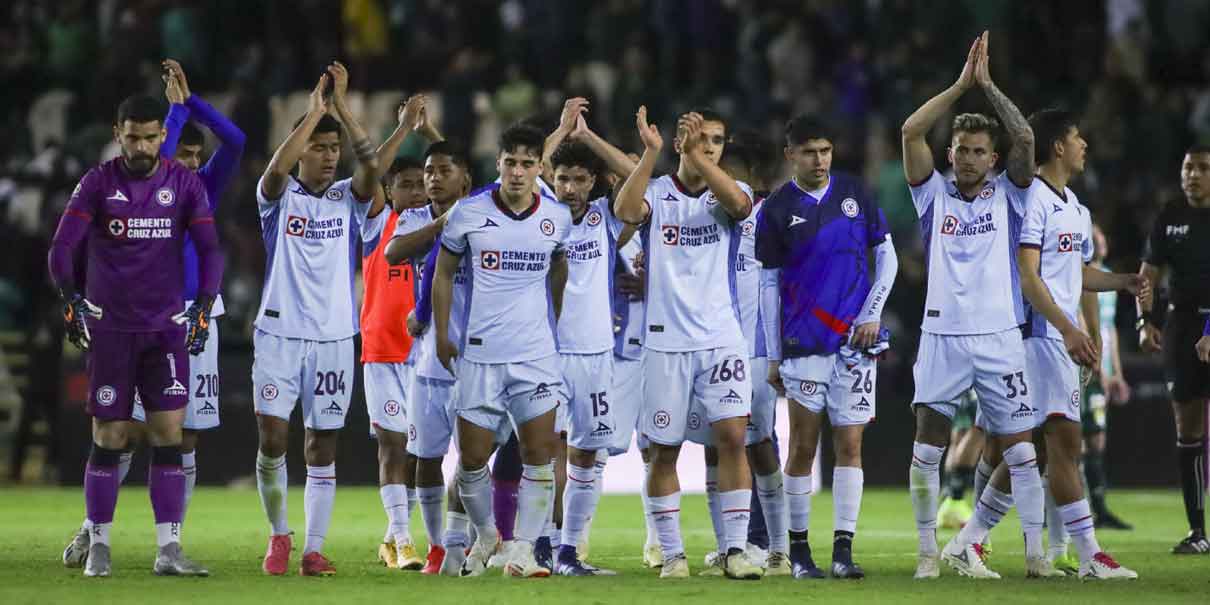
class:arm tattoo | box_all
[984,83,1034,185]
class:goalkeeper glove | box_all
[172,295,214,355]
[62,292,103,351]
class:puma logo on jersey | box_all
[107,189,129,202]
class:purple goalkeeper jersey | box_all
[55,157,214,332]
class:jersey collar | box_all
[291,175,337,199]
[492,189,541,221]
[670,173,707,198]
[1037,175,1068,202]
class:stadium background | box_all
[0,0,1207,490]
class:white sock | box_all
[705,465,725,552]
[181,451,197,521]
[91,522,111,546]
[155,522,180,548]
[1043,476,1069,559]
[648,492,684,560]
[582,451,607,541]
[456,464,497,543]
[519,463,555,544]
[444,511,470,549]
[755,470,788,552]
[256,451,289,535]
[909,442,945,555]
[303,463,336,554]
[1004,443,1045,558]
[1058,500,1101,564]
[561,463,600,549]
[118,451,133,484]
[974,457,994,504]
[952,485,1012,550]
[641,461,657,547]
[417,486,445,547]
[785,473,813,533]
[380,484,409,550]
[407,487,418,522]
[832,466,864,534]
[719,489,752,552]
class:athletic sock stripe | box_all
[521,475,553,483]
[258,461,287,471]
[722,508,750,514]
[980,502,1008,516]
[1063,515,1093,527]
[386,504,407,509]
[307,475,336,479]
[911,456,939,467]
[651,509,680,514]
[1008,458,1037,467]
[568,475,594,484]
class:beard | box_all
[122,152,157,176]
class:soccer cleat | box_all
[533,536,554,572]
[913,552,940,580]
[745,542,769,569]
[659,554,690,579]
[555,547,615,576]
[1079,552,1138,580]
[377,542,398,568]
[300,551,336,576]
[938,497,973,529]
[439,544,466,576]
[699,551,725,576]
[643,542,664,568]
[765,551,792,576]
[462,533,499,577]
[505,542,551,578]
[1094,511,1133,531]
[421,545,446,575]
[942,538,1000,579]
[64,525,90,568]
[488,539,515,569]
[1171,531,1210,555]
[1051,553,1079,576]
[83,543,111,578]
[723,548,764,580]
[262,533,292,576]
[154,543,210,577]
[397,541,424,570]
[790,541,825,579]
[1025,555,1067,578]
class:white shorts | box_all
[609,356,644,454]
[1025,338,1081,426]
[642,347,752,447]
[364,362,410,435]
[746,357,778,444]
[912,329,1034,436]
[454,355,564,442]
[406,375,458,458]
[781,348,877,427]
[561,352,619,451]
[252,329,354,430]
[131,318,221,430]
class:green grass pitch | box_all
[3,487,1207,603]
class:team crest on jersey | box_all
[286,215,307,236]
[156,188,175,207]
[653,410,671,429]
[841,197,859,218]
[704,192,718,206]
[108,218,126,237]
[96,385,117,407]
[586,209,602,226]
[688,412,701,430]
[800,381,818,396]
[384,400,401,416]
[325,189,342,201]
[540,218,556,236]
[260,384,279,401]
[408,424,417,441]
[741,221,755,236]
[481,250,501,270]
[661,224,679,245]
[1070,390,1080,409]
[979,186,994,199]
[941,215,959,235]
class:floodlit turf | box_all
[2,487,1207,603]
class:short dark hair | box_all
[1187,144,1210,156]
[293,113,343,139]
[688,107,727,130]
[498,123,545,158]
[424,140,470,169]
[179,122,205,148]
[1028,108,1079,165]
[784,115,835,147]
[116,95,164,126]
[386,156,423,178]
[550,141,602,176]
[951,113,1000,150]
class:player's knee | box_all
[417,457,444,485]
[703,445,719,466]
[834,436,862,466]
[712,420,747,452]
[914,407,952,446]
[568,447,596,469]
[788,438,817,467]
[747,440,779,474]
[303,430,338,465]
[1174,400,1208,439]
[92,421,129,450]
[649,443,680,469]
[180,430,198,454]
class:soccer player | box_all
[63,59,244,569]
[900,32,1045,580]
[1016,108,1141,579]
[433,123,572,578]
[252,63,381,576]
[614,106,761,580]
[937,393,985,529]
[1138,144,1210,554]
[361,94,443,571]
[48,93,223,577]
[756,116,897,579]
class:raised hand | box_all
[956,34,982,91]
[559,97,589,133]
[308,73,329,116]
[676,112,704,155]
[163,69,185,105]
[327,61,349,104]
[570,112,590,140]
[162,59,192,100]
[636,106,663,152]
[399,94,425,131]
[974,31,992,88]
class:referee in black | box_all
[1138,144,1210,555]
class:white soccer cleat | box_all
[1026,555,1067,578]
[723,549,764,580]
[504,542,551,578]
[487,539,515,569]
[439,545,467,577]
[914,552,940,579]
[942,538,1000,579]
[64,525,90,568]
[745,542,769,570]
[643,543,664,568]
[1079,552,1138,580]
[660,554,689,579]
[765,551,792,576]
[699,551,725,576]
[461,533,499,577]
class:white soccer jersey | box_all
[255,176,374,341]
[615,236,645,360]
[441,188,572,363]
[910,170,1027,335]
[641,175,751,352]
[736,198,765,358]
[415,253,469,381]
[1020,179,1094,340]
[392,205,440,365]
[558,198,624,354]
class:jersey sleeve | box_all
[1018,183,1046,249]
[183,171,214,226]
[1081,208,1095,263]
[360,207,389,246]
[1142,207,1170,265]
[862,188,890,246]
[440,202,471,256]
[908,170,945,218]
[599,198,625,241]
[754,193,787,269]
[393,207,430,238]
[1000,172,1030,220]
[256,174,282,218]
